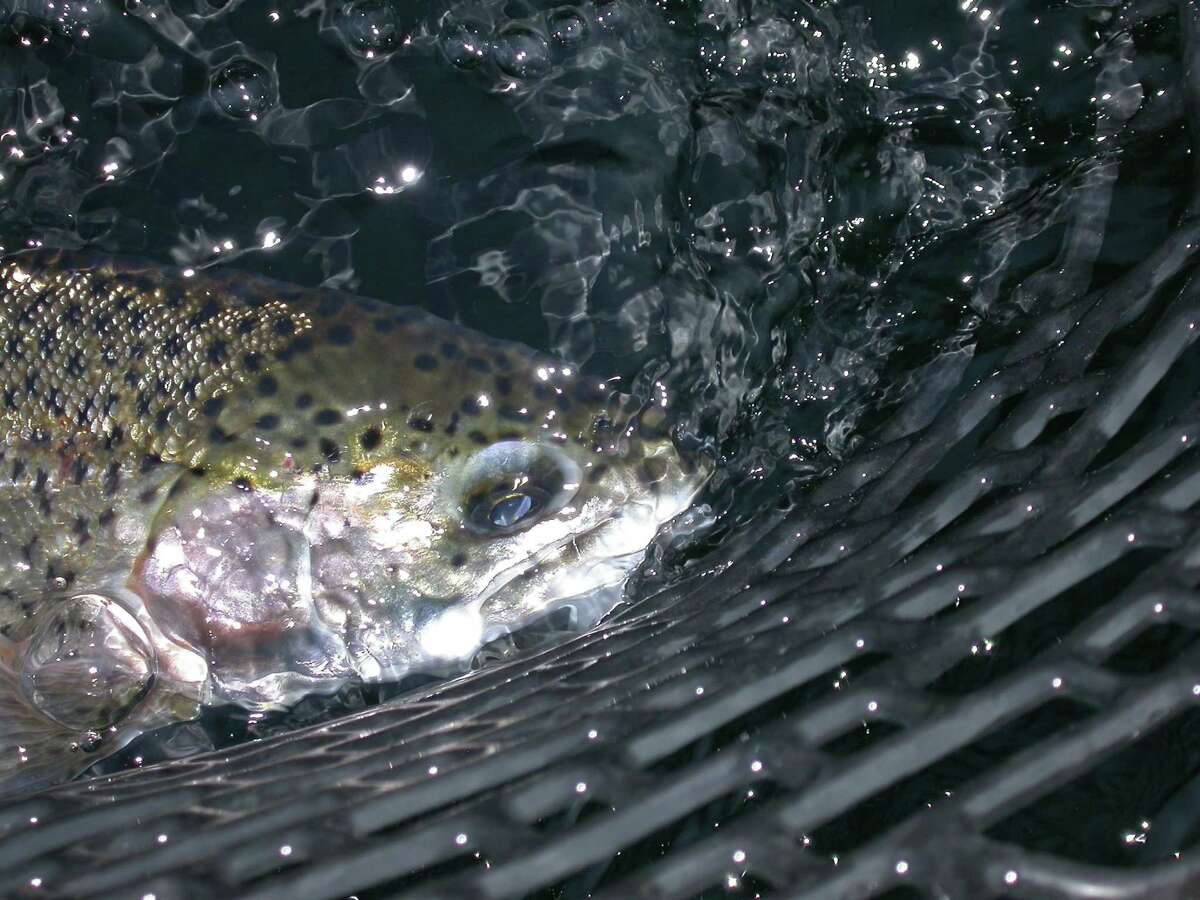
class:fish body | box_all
[0,250,706,794]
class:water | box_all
[0,0,1187,790]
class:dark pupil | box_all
[490,493,534,527]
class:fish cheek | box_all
[131,479,312,680]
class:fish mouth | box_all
[475,513,619,608]
[400,512,639,669]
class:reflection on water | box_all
[0,0,1187,770]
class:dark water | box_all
[0,0,1189,837]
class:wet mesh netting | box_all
[6,0,1200,898]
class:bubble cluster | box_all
[209,59,277,120]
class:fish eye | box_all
[459,441,581,536]
[489,492,535,527]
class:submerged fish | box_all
[0,250,707,794]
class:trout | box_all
[0,250,707,794]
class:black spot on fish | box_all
[209,426,234,444]
[202,397,225,418]
[291,335,314,354]
[189,300,219,328]
[274,318,296,337]
[256,414,280,431]
[129,274,155,294]
[98,508,116,528]
[469,430,488,445]
[555,393,571,412]
[319,438,340,463]
[315,409,342,426]
[103,462,121,496]
[291,436,309,450]
[327,324,354,345]
[493,354,512,371]
[498,405,532,422]
[189,466,207,477]
[415,353,438,371]
[207,340,228,364]
[141,454,162,473]
[638,457,668,485]
[459,398,480,417]
[33,470,47,493]
[244,352,264,372]
[237,318,256,336]
[182,378,200,400]
[533,384,552,402]
[373,317,396,333]
[139,487,158,504]
[317,296,345,317]
[73,516,90,544]
[440,342,461,359]
[71,458,88,486]
[495,376,513,397]
[164,335,183,357]
[155,408,171,432]
[296,392,314,410]
[257,375,279,397]
[65,351,85,379]
[451,552,468,568]
[466,357,491,373]
[360,427,382,451]
[408,413,434,433]
[10,459,25,483]
[575,380,604,403]
[233,476,253,492]
[444,412,460,436]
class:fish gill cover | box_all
[0,0,1197,897]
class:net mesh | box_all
[5,1,1200,898]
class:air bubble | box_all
[493,27,551,79]
[210,60,276,120]
[339,0,406,57]
[441,19,488,69]
[547,8,587,46]
[21,595,155,732]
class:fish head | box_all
[295,355,710,683]
[135,309,710,702]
